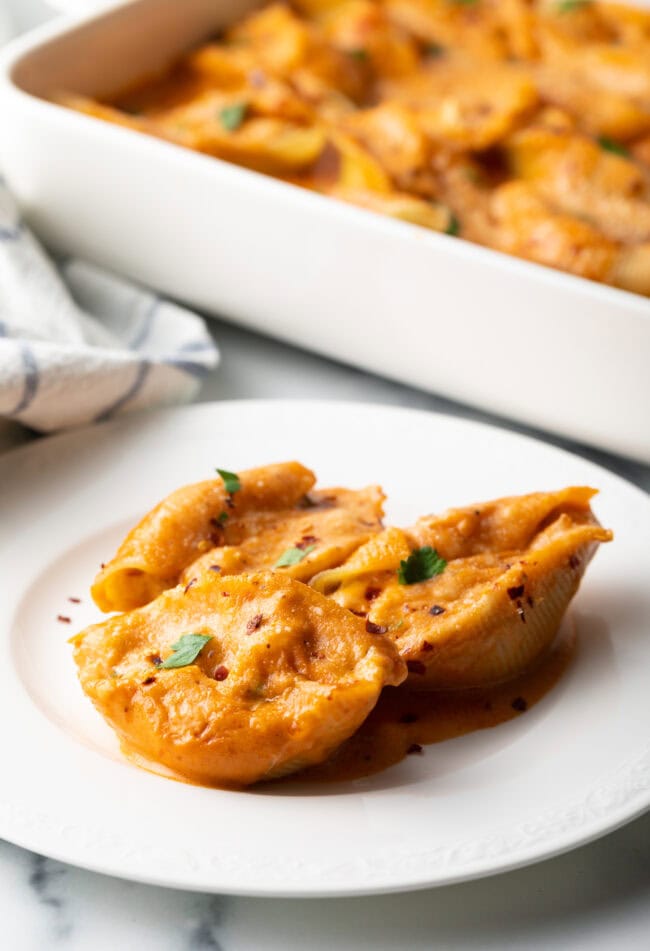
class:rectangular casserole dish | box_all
[0,0,649,463]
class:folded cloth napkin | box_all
[0,181,219,432]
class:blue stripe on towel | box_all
[178,340,216,354]
[8,343,39,415]
[0,223,23,241]
[164,358,211,378]
[95,360,151,422]
[129,296,160,349]
[0,321,6,337]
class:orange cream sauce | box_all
[281,622,576,785]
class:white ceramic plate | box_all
[0,400,648,897]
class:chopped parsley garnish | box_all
[556,0,591,13]
[216,511,229,524]
[275,545,316,567]
[219,102,247,132]
[398,547,447,585]
[348,48,368,62]
[597,136,630,158]
[155,633,211,669]
[445,213,460,237]
[424,42,445,58]
[216,468,241,495]
[451,0,479,6]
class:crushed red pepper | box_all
[366,620,388,634]
[246,614,264,634]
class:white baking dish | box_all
[1,0,649,463]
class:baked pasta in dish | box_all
[61,0,650,295]
[73,462,612,787]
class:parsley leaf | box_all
[451,0,479,6]
[216,511,229,524]
[275,545,316,567]
[216,468,241,494]
[445,213,460,236]
[556,0,591,13]
[219,103,247,132]
[597,136,630,158]
[156,633,211,669]
[348,48,368,61]
[424,42,445,58]
[398,547,447,585]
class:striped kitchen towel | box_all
[0,181,219,432]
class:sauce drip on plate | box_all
[280,623,576,785]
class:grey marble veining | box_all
[2,814,649,950]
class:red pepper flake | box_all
[209,565,221,572]
[526,595,534,608]
[351,609,367,618]
[407,660,427,675]
[366,620,388,635]
[183,578,197,594]
[221,591,229,597]
[399,712,419,724]
[365,586,381,601]
[421,641,434,652]
[214,665,229,681]
[569,554,581,570]
[296,534,318,549]
[225,496,235,509]
[407,743,423,755]
[511,696,528,713]
[507,584,525,600]
[429,604,445,616]
[57,615,71,624]
[142,676,156,686]
[68,597,81,604]
[246,614,264,634]
[100,563,106,569]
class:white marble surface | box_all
[1,2,649,948]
